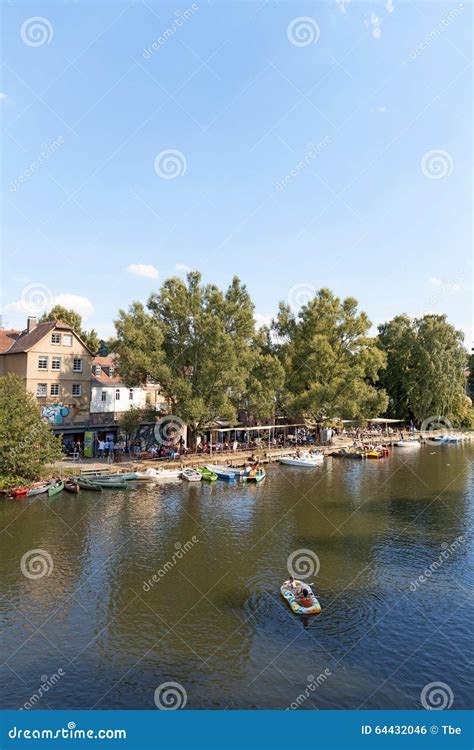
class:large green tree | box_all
[39,305,100,354]
[273,288,388,421]
[378,314,468,424]
[0,373,62,485]
[112,272,284,446]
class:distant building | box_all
[0,317,93,441]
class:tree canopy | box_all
[112,272,284,445]
[273,288,388,421]
[0,373,62,485]
[40,305,100,355]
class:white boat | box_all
[205,464,245,477]
[279,452,324,468]
[182,468,202,482]
[142,467,182,480]
[395,440,421,448]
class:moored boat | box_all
[182,468,202,482]
[205,464,237,482]
[48,480,64,497]
[142,468,182,481]
[279,452,324,468]
[27,481,54,497]
[198,467,217,481]
[243,466,266,482]
[64,478,80,494]
[77,478,102,492]
[395,440,421,448]
[10,487,29,498]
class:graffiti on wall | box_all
[41,404,70,425]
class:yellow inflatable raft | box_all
[280,581,321,616]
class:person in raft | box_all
[284,575,304,596]
[296,588,313,608]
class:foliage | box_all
[273,288,388,420]
[112,272,284,445]
[378,314,468,424]
[118,405,156,443]
[0,373,62,484]
[39,305,100,355]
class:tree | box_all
[118,406,156,446]
[0,373,62,485]
[378,314,468,424]
[112,272,283,447]
[274,288,388,421]
[39,305,100,355]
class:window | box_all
[51,333,61,345]
[51,356,61,371]
[38,356,48,370]
[63,334,72,346]
[94,365,102,376]
[72,384,81,397]
[50,383,60,396]
[101,391,107,402]
[115,389,121,401]
[36,383,47,397]
[129,389,134,400]
[73,358,83,372]
[109,366,115,377]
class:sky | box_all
[1,0,472,344]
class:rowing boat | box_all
[64,478,80,494]
[27,481,55,497]
[77,478,102,492]
[182,468,202,482]
[48,480,64,497]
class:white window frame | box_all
[51,356,62,371]
[72,384,82,397]
[51,333,61,345]
[37,383,47,397]
[115,389,121,401]
[73,358,83,372]
[101,390,107,402]
[94,365,102,376]
[38,356,48,371]
[63,334,73,346]
[50,383,60,397]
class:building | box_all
[0,317,93,442]
[89,356,168,444]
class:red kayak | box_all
[10,487,29,498]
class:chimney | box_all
[27,316,37,333]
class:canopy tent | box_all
[367,418,404,424]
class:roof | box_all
[0,320,93,355]
[92,355,123,385]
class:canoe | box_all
[84,472,138,482]
[48,480,64,497]
[27,481,54,496]
[77,478,102,492]
[243,468,266,482]
[198,467,217,482]
[10,487,29,498]
[280,581,321,616]
[64,479,80,494]
[182,468,202,482]
[92,480,128,489]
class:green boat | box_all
[84,472,138,482]
[48,480,64,497]
[92,480,128,489]
[77,478,102,492]
[198,467,218,482]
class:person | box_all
[297,588,313,608]
[283,575,304,596]
[98,438,105,458]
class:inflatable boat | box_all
[280,581,321,616]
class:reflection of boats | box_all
[279,452,324,468]
[198,467,217,481]
[280,581,321,616]
[48,480,64,497]
[243,467,266,483]
[182,468,202,482]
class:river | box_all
[0,444,472,710]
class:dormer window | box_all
[94,365,102,376]
[109,366,115,377]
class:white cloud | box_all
[254,312,273,329]
[366,13,382,38]
[428,277,461,293]
[175,263,191,273]
[127,263,159,279]
[0,92,8,102]
[53,293,94,320]
[3,292,94,321]
[375,105,388,113]
[336,0,351,13]
[385,0,394,13]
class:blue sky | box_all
[2,0,472,344]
